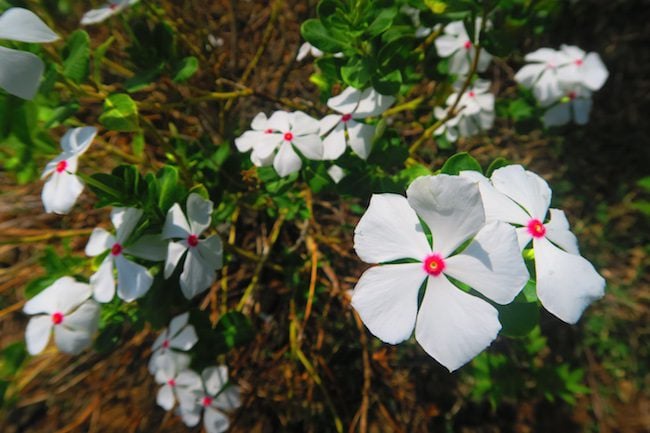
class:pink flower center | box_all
[567,91,577,100]
[423,253,446,277]
[575,58,583,66]
[167,379,176,387]
[52,311,64,325]
[463,40,472,50]
[468,90,476,98]
[547,62,557,69]
[202,396,213,407]
[162,339,170,349]
[341,113,352,123]
[56,160,68,173]
[527,219,546,238]
[187,234,199,247]
[111,243,123,256]
[264,128,273,134]
[283,132,294,141]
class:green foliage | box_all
[99,93,140,132]
[61,30,91,84]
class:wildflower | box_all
[352,175,528,371]
[153,351,195,410]
[163,193,223,299]
[23,277,99,355]
[81,0,139,25]
[148,312,198,374]
[236,111,323,177]
[434,19,492,76]
[434,80,494,142]
[514,47,574,107]
[41,127,97,214]
[296,42,323,61]
[177,366,241,433]
[86,207,166,303]
[557,45,608,92]
[0,7,59,99]
[234,112,274,167]
[542,84,593,127]
[319,87,395,160]
[460,165,606,323]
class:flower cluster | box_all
[148,313,241,433]
[351,166,605,370]
[434,80,495,143]
[435,19,492,77]
[515,45,608,126]
[235,86,395,177]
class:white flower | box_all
[149,312,198,374]
[434,19,492,76]
[351,175,529,371]
[41,127,97,215]
[0,7,59,99]
[558,45,608,92]
[460,165,606,324]
[177,366,241,433]
[514,47,575,107]
[80,0,139,25]
[542,84,593,127]
[23,277,99,355]
[434,80,494,142]
[296,42,323,61]
[236,111,323,177]
[153,351,198,410]
[319,87,395,160]
[163,193,223,299]
[85,207,166,303]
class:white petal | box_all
[202,366,228,396]
[24,276,91,315]
[406,175,485,258]
[85,228,115,257]
[514,64,545,89]
[322,123,347,160]
[61,126,97,155]
[448,49,470,75]
[178,402,202,427]
[327,87,361,114]
[42,171,84,214]
[533,70,563,107]
[63,300,100,334]
[255,134,283,160]
[112,207,143,244]
[53,302,99,355]
[581,52,608,91]
[491,165,551,221]
[445,221,529,304]
[516,227,533,250]
[124,234,167,261]
[266,111,291,132]
[234,130,260,153]
[545,209,579,254]
[198,235,223,270]
[353,88,395,118]
[476,49,493,73]
[204,407,230,433]
[164,241,188,278]
[291,111,321,136]
[168,312,189,337]
[327,165,345,183]
[179,248,215,299]
[90,257,116,303]
[170,326,198,351]
[176,369,203,392]
[250,112,268,131]
[163,203,192,239]
[435,35,461,57]
[524,47,562,63]
[543,103,571,127]
[157,384,176,410]
[187,193,213,236]
[354,194,431,263]
[572,97,592,125]
[534,237,605,324]
[0,8,59,42]
[115,255,153,301]
[319,114,342,136]
[351,263,425,344]
[292,133,323,161]
[154,352,177,383]
[25,315,53,355]
[80,4,121,25]
[296,42,311,61]
[41,153,66,180]
[346,120,375,160]
[214,386,241,412]
[415,275,501,371]
[273,142,302,177]
[0,47,44,99]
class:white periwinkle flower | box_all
[149,312,198,374]
[41,127,97,214]
[163,193,223,299]
[153,351,196,410]
[85,207,166,303]
[81,0,139,25]
[235,111,323,177]
[23,277,99,355]
[351,175,529,371]
[0,7,59,99]
[514,48,573,107]
[435,19,492,76]
[296,41,323,61]
[557,45,608,92]
[460,165,606,324]
[319,87,395,160]
[434,80,494,142]
[542,83,593,127]
[177,366,241,433]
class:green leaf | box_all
[93,36,114,85]
[172,56,199,82]
[440,152,482,175]
[486,157,510,177]
[637,176,650,191]
[62,30,90,84]
[341,57,372,88]
[301,19,348,52]
[497,296,539,337]
[99,94,139,132]
[372,69,402,95]
[156,165,185,212]
[366,8,398,37]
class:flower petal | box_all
[543,102,571,127]
[514,63,545,89]
[169,312,190,337]
[163,203,192,239]
[25,315,53,355]
[534,237,605,324]
[319,114,342,136]
[179,248,215,299]
[250,112,268,131]
[170,326,198,351]
[85,228,115,257]
[292,133,323,161]
[415,275,501,371]
[346,120,375,160]
[353,88,395,118]
[204,407,230,433]
[327,87,361,114]
[90,256,116,303]
[198,235,223,270]
[187,193,213,236]
[115,255,153,301]
[202,366,228,396]
[273,141,302,177]
[291,111,321,136]
[157,384,176,410]
[435,35,460,57]
[545,209,579,254]
[214,386,241,412]
[234,130,261,153]
[322,122,347,160]
[42,171,84,214]
[164,241,188,278]
[572,97,592,125]
[351,263,425,344]
[266,111,291,132]
[61,126,97,155]
[63,300,100,334]
[112,207,143,244]
[354,193,431,263]
[0,46,44,99]
[490,165,551,221]
[581,52,608,91]
[0,8,59,42]
[406,175,485,258]
[445,221,529,304]
[124,234,167,261]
